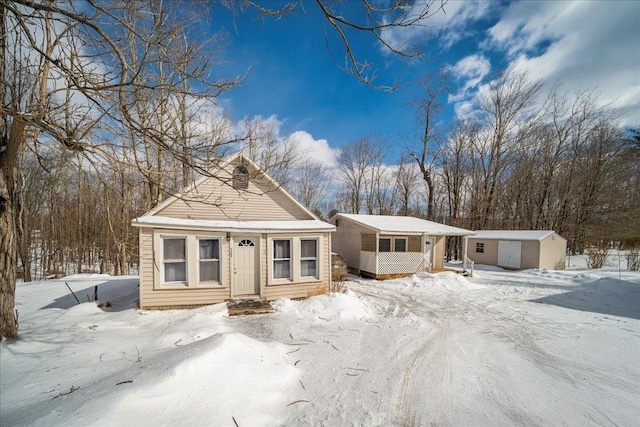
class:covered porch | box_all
[330,214,475,279]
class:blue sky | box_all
[205,1,640,166]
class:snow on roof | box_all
[132,216,335,232]
[470,230,556,241]
[335,214,474,236]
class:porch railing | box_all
[360,251,427,275]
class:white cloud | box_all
[232,114,339,169]
[445,54,491,119]
[380,1,494,53]
[487,1,640,126]
[286,131,338,168]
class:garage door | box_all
[497,241,521,269]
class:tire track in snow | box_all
[353,282,447,426]
[394,322,447,426]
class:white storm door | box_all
[233,238,259,296]
[497,240,521,269]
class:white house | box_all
[329,213,475,278]
[131,152,335,309]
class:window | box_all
[233,165,249,189]
[163,238,186,282]
[198,239,220,282]
[379,238,391,252]
[476,242,485,253]
[273,239,291,279]
[394,238,407,252]
[238,239,255,247]
[300,239,318,277]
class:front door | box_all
[233,238,259,297]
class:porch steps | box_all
[227,299,274,316]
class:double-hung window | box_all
[300,239,318,278]
[394,238,407,252]
[273,239,291,279]
[198,239,220,283]
[378,238,392,252]
[163,237,186,282]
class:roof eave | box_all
[131,219,335,233]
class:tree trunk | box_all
[0,121,24,339]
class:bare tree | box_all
[408,72,449,220]
[289,161,331,212]
[466,72,544,229]
[240,0,447,91]
[1,0,240,339]
[393,155,420,216]
[337,136,386,214]
[239,116,299,186]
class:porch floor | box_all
[227,299,274,316]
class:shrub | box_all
[331,253,347,293]
[627,248,640,271]
[586,246,609,269]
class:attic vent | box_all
[233,165,249,189]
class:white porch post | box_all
[375,232,379,275]
[463,235,469,271]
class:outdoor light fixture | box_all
[226,232,231,242]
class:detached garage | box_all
[467,230,567,270]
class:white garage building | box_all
[467,230,567,270]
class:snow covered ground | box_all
[2,259,639,426]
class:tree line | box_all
[16,71,638,285]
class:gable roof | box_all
[143,151,319,220]
[333,214,474,236]
[470,230,558,241]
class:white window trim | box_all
[378,237,392,252]
[272,238,293,282]
[161,236,188,286]
[154,231,226,289]
[268,235,323,285]
[197,237,221,285]
[300,238,319,279]
[394,237,408,253]
[476,242,485,253]
[379,236,408,253]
